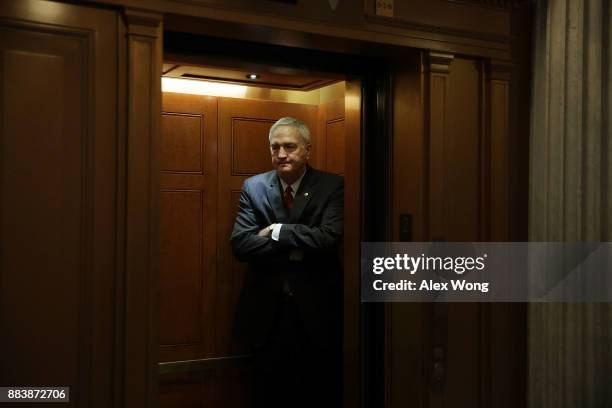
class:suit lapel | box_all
[289,167,317,223]
[265,172,289,223]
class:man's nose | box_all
[278,146,287,158]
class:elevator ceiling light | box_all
[162,77,247,98]
[247,73,260,80]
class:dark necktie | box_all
[283,185,294,209]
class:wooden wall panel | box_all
[160,190,203,346]
[442,304,481,406]
[317,98,345,175]
[391,52,426,241]
[490,69,511,241]
[326,120,346,175]
[428,56,482,241]
[389,52,510,408]
[1,25,84,390]
[488,60,526,408]
[388,48,526,408]
[0,2,119,407]
[430,56,484,408]
[388,51,427,408]
[231,118,276,176]
[445,59,482,241]
[429,71,449,240]
[162,114,203,173]
[215,190,249,355]
[159,92,218,408]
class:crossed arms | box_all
[230,177,344,262]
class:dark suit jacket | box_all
[230,166,343,348]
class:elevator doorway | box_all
[156,53,359,407]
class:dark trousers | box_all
[251,296,342,408]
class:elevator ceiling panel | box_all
[163,64,339,91]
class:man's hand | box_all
[257,223,276,237]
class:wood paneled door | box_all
[159,93,322,407]
[0,1,120,406]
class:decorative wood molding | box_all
[124,8,162,35]
[123,7,162,408]
[96,0,513,59]
[363,13,514,45]
[426,51,455,74]
[484,56,512,244]
[489,74,510,241]
[425,52,453,240]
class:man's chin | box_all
[275,165,292,173]
[275,166,298,180]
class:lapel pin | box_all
[304,192,309,197]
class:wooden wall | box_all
[1,1,163,407]
[0,0,531,407]
[0,1,122,407]
[317,98,346,176]
[102,0,522,60]
[388,30,529,408]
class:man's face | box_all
[270,125,311,182]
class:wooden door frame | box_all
[150,30,394,408]
[359,66,394,408]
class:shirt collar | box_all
[279,167,307,195]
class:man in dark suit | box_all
[230,117,343,408]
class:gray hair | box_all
[268,117,311,145]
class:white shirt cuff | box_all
[271,223,282,241]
